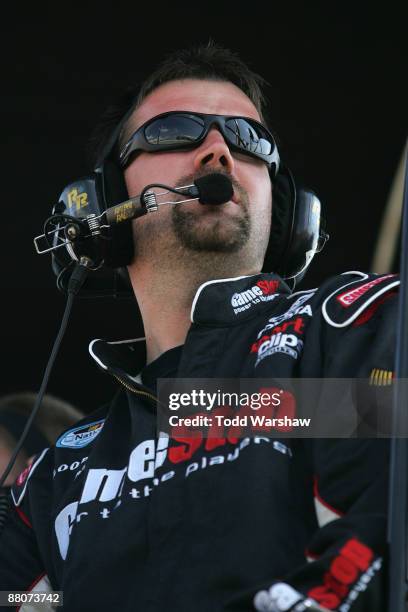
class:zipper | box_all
[113,373,158,404]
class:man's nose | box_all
[193,128,235,173]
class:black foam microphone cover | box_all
[195,173,234,205]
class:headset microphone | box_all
[105,172,233,225]
[34,173,234,258]
[195,173,234,205]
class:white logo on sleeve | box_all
[254,582,303,611]
[56,419,105,449]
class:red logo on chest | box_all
[256,279,280,295]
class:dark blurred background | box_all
[1,3,407,413]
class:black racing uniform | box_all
[0,271,400,612]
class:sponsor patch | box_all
[256,293,314,338]
[54,434,288,559]
[252,316,305,355]
[254,583,304,612]
[337,274,396,307]
[231,280,280,314]
[254,333,304,367]
[56,419,105,449]
[323,272,399,328]
[307,538,378,612]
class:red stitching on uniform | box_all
[352,291,396,327]
[14,506,32,528]
[26,572,47,593]
[313,476,344,517]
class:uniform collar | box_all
[89,337,146,384]
[89,272,289,379]
[191,272,290,325]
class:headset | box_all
[34,104,329,295]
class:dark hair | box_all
[0,392,84,445]
[88,41,270,168]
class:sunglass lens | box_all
[145,114,205,146]
[225,118,273,157]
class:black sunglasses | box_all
[119,111,280,176]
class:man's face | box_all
[124,79,272,268]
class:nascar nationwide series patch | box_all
[56,419,105,449]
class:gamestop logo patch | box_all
[337,274,396,307]
[57,419,105,449]
[231,280,279,314]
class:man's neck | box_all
[128,260,256,364]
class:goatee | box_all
[172,169,251,253]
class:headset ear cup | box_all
[263,163,327,282]
[262,167,296,275]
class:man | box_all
[0,393,84,542]
[0,44,398,611]
[0,392,84,478]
